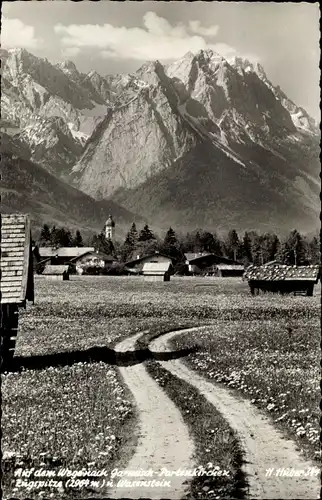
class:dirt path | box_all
[150,327,320,500]
[107,332,195,499]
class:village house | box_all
[1,214,34,366]
[35,247,95,268]
[185,253,244,276]
[243,263,321,296]
[142,262,173,282]
[185,252,211,274]
[42,264,70,281]
[71,251,117,275]
[125,252,174,274]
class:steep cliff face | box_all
[231,56,318,134]
[71,63,197,198]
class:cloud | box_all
[189,20,219,37]
[1,17,42,49]
[54,12,240,62]
[61,47,82,58]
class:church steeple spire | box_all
[105,215,115,241]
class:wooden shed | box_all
[215,264,245,277]
[244,264,320,296]
[142,262,172,282]
[1,214,34,368]
[42,264,70,280]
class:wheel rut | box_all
[150,327,320,500]
[108,332,195,499]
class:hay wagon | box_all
[0,214,34,369]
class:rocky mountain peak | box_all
[197,48,225,62]
[231,56,267,80]
[57,60,80,76]
[87,69,101,80]
[4,47,39,80]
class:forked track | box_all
[110,327,320,500]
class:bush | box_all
[105,263,127,276]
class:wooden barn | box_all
[42,264,70,281]
[215,263,245,277]
[244,264,320,296]
[142,262,173,282]
[125,252,174,274]
[1,214,34,368]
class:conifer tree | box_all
[138,224,155,242]
[163,227,177,247]
[120,223,139,262]
[128,223,138,246]
[242,231,253,264]
[283,229,308,265]
[225,229,240,261]
[74,230,84,247]
[307,235,321,265]
[40,224,51,246]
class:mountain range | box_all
[1,47,320,235]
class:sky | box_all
[1,1,320,120]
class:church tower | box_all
[105,215,115,241]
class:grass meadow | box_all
[1,276,320,498]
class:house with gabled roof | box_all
[125,251,174,274]
[185,252,244,276]
[70,250,118,275]
[1,214,34,366]
[36,246,95,266]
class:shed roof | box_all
[244,264,320,282]
[43,265,70,275]
[185,252,211,262]
[1,214,34,305]
[185,253,242,265]
[126,252,174,267]
[216,264,245,271]
[142,262,172,274]
[38,247,94,258]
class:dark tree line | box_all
[38,222,321,267]
[39,224,84,248]
[118,224,320,266]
